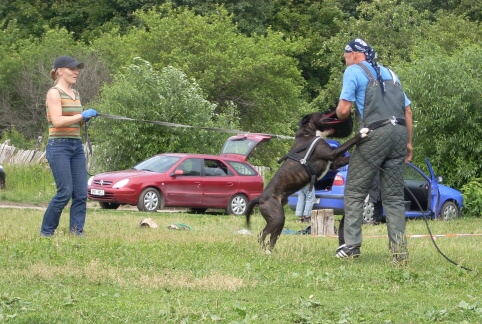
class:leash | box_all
[355,126,472,271]
[84,122,94,177]
[96,113,295,139]
[404,182,472,271]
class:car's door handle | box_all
[194,182,201,187]
[226,182,234,186]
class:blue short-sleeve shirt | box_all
[339,61,411,118]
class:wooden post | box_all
[311,209,335,236]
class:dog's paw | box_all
[359,128,370,138]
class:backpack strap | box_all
[357,63,377,83]
[358,63,398,85]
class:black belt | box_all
[367,117,406,130]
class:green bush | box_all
[0,127,39,150]
[460,178,482,218]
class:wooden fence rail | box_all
[0,141,47,165]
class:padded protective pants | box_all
[343,124,407,250]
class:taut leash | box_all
[96,113,295,139]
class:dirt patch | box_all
[0,201,189,213]
[0,202,47,211]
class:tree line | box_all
[0,0,481,191]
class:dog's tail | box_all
[245,196,260,229]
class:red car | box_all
[87,134,271,215]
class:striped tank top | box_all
[46,87,83,139]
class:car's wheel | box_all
[226,194,248,216]
[137,188,164,212]
[363,200,375,224]
[99,202,120,210]
[437,201,460,221]
[190,208,207,214]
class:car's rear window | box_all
[222,139,257,156]
[228,161,258,176]
[133,155,181,173]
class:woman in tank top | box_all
[40,56,97,237]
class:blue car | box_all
[288,142,463,222]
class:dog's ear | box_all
[299,114,312,127]
[299,112,324,126]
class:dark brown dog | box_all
[245,112,368,252]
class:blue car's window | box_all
[133,155,180,173]
[404,164,430,211]
[404,164,426,182]
[228,161,257,176]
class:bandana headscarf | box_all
[345,38,385,95]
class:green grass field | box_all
[1,203,481,323]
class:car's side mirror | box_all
[171,169,184,177]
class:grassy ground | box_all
[1,204,481,323]
[0,164,56,205]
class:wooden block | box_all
[311,209,335,236]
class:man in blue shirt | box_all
[334,38,413,265]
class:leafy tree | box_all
[92,4,308,137]
[0,0,275,43]
[0,0,50,39]
[452,0,482,22]
[400,44,482,189]
[172,0,274,36]
[90,58,241,172]
[335,0,365,18]
[0,28,110,140]
[51,0,155,42]
[404,0,482,22]
[421,12,482,55]
[267,0,345,99]
[313,0,428,109]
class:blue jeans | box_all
[295,185,316,217]
[40,138,87,236]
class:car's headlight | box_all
[88,176,94,185]
[113,179,129,188]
